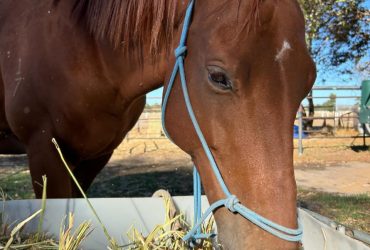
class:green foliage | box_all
[316,93,337,110]
[299,0,369,76]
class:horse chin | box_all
[215,218,299,250]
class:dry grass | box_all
[125,196,217,250]
[0,177,56,250]
[0,175,92,250]
[58,214,92,250]
[0,210,91,250]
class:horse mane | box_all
[71,0,179,58]
[55,0,262,59]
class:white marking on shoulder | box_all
[275,40,292,62]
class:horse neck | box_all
[92,42,167,102]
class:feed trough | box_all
[1,197,369,250]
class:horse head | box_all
[163,1,316,249]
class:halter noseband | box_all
[161,0,302,244]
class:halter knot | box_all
[175,46,187,58]
[225,195,239,213]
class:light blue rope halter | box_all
[161,0,303,244]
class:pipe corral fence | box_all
[296,80,370,155]
[126,80,370,155]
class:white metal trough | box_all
[1,197,369,250]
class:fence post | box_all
[298,106,303,156]
[334,97,337,134]
[362,124,367,147]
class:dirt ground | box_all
[0,135,369,198]
[292,135,370,194]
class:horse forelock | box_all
[71,0,178,59]
[237,0,263,35]
[202,0,262,41]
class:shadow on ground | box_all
[89,165,195,197]
[350,145,369,152]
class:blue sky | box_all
[147,1,369,106]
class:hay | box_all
[58,214,92,250]
[0,176,56,250]
[0,177,90,250]
[0,193,219,250]
[125,195,218,250]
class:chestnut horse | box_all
[0,0,316,249]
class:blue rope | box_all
[161,0,303,244]
[193,167,202,236]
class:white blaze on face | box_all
[275,40,292,62]
[275,41,292,84]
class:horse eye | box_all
[208,71,232,90]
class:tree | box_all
[298,0,369,128]
[299,0,369,73]
[317,93,337,111]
